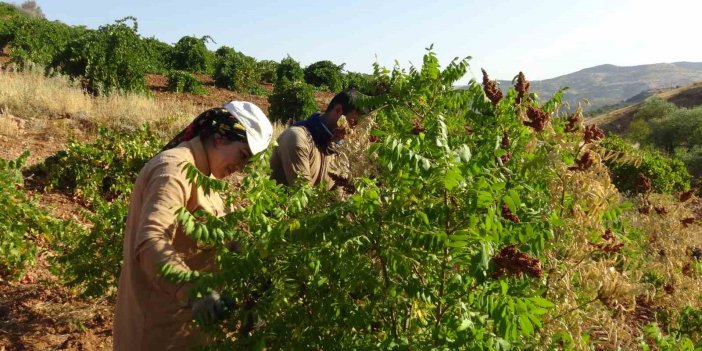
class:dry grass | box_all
[0,65,200,138]
[538,130,702,350]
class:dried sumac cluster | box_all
[524,106,549,132]
[568,151,594,172]
[500,131,512,164]
[565,110,582,133]
[464,124,474,135]
[691,247,702,260]
[492,245,542,279]
[514,71,530,105]
[589,228,624,253]
[680,189,694,203]
[481,69,503,107]
[682,217,696,228]
[638,174,653,215]
[411,120,425,135]
[329,173,356,195]
[583,125,605,143]
[501,202,520,223]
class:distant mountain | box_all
[586,81,702,133]
[497,62,702,111]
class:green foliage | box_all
[167,70,206,94]
[53,197,127,297]
[213,46,259,93]
[678,306,702,341]
[267,79,317,122]
[634,98,677,121]
[0,14,84,68]
[256,59,278,83]
[602,135,690,194]
[624,117,652,144]
[343,71,374,91]
[37,126,161,201]
[304,60,344,92]
[170,35,213,73]
[36,127,162,296]
[0,152,41,279]
[53,17,149,95]
[649,107,702,153]
[275,55,304,84]
[640,323,699,351]
[168,50,582,349]
[143,36,173,73]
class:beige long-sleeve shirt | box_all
[113,137,224,351]
[269,125,336,189]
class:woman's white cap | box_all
[223,101,273,155]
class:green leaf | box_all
[416,211,429,225]
[446,241,467,248]
[530,297,555,308]
[457,319,472,331]
[502,195,516,214]
[456,144,471,163]
[444,167,464,190]
[518,315,534,336]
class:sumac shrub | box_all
[2,15,84,68]
[143,36,172,73]
[304,60,344,92]
[53,197,128,297]
[0,152,42,279]
[213,46,259,93]
[275,55,304,84]
[257,59,278,83]
[37,127,163,297]
[165,51,572,349]
[170,35,213,73]
[53,17,149,95]
[167,70,206,94]
[268,79,317,122]
[36,126,161,201]
[343,71,373,92]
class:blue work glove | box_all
[190,291,235,326]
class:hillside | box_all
[499,62,702,111]
[586,81,702,132]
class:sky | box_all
[25,0,702,82]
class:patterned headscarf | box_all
[162,107,248,151]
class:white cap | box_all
[223,101,273,155]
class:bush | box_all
[275,55,304,83]
[167,70,206,94]
[268,79,317,122]
[0,152,41,279]
[143,36,172,73]
[634,98,677,121]
[53,17,148,95]
[343,71,373,91]
[2,15,84,68]
[53,197,127,297]
[170,35,213,73]
[37,127,162,297]
[649,107,702,153]
[304,60,344,92]
[257,59,278,83]
[601,135,691,194]
[213,46,259,93]
[37,126,162,200]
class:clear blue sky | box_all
[27,0,702,81]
